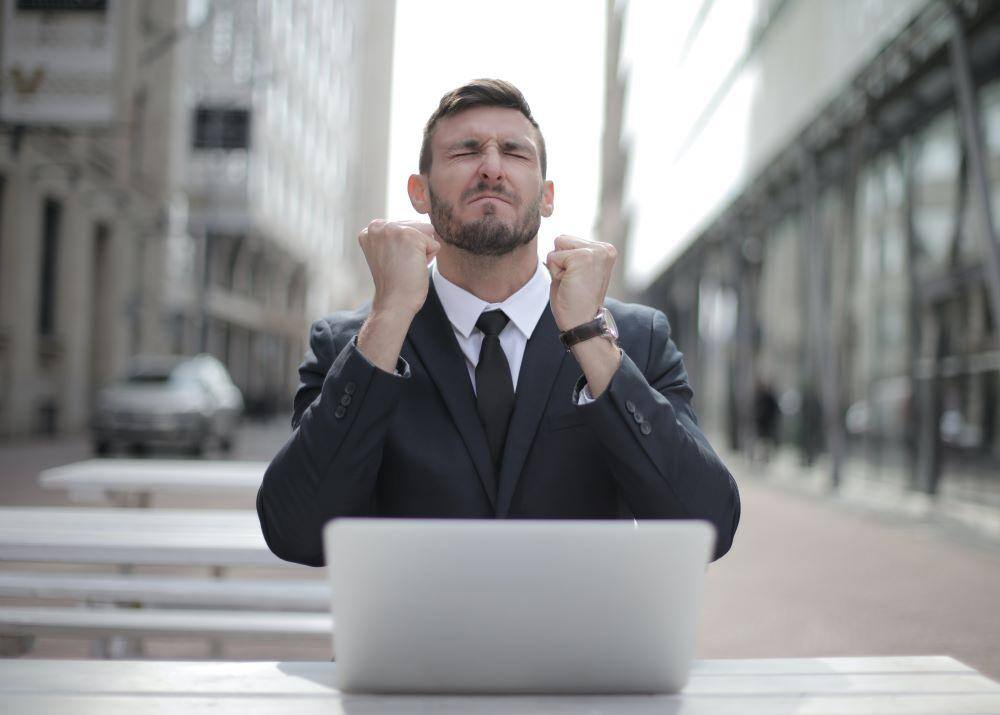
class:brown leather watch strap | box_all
[559,315,606,350]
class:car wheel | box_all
[219,433,235,453]
[94,439,111,456]
[188,439,206,457]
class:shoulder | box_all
[604,298,669,338]
[604,298,674,373]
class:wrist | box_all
[559,307,618,351]
[554,306,602,333]
[367,305,418,325]
[357,310,414,374]
[570,340,621,399]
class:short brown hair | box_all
[419,79,547,178]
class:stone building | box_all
[0,0,395,436]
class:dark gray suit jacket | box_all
[257,281,740,566]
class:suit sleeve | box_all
[256,318,410,566]
[575,309,740,560]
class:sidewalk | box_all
[698,449,1000,680]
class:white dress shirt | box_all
[432,261,596,403]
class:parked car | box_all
[92,354,244,456]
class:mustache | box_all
[460,182,516,204]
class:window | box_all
[38,198,61,336]
[130,88,147,179]
[17,0,106,10]
[192,106,251,150]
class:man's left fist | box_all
[545,235,617,331]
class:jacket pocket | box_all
[546,410,586,432]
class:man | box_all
[257,79,739,566]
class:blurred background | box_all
[0,0,999,677]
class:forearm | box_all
[577,351,740,560]
[357,309,415,373]
[257,338,408,565]
[569,338,621,398]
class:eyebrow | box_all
[444,138,537,157]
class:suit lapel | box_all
[406,279,498,507]
[495,305,569,517]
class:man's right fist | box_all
[358,220,441,316]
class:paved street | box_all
[1,419,998,679]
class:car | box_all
[92,354,244,456]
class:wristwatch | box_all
[559,307,619,350]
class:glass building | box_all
[604,0,1000,519]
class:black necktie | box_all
[475,310,515,473]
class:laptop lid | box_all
[323,519,715,694]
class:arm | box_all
[575,308,740,560]
[256,316,410,566]
[257,219,440,567]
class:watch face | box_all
[601,307,619,340]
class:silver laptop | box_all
[323,518,715,694]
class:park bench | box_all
[0,572,328,610]
[0,606,332,657]
[0,506,292,568]
[38,459,266,507]
[0,506,325,657]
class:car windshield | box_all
[125,371,172,384]
[121,360,201,389]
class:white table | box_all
[38,459,266,506]
[0,506,292,568]
[0,656,997,713]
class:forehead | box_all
[432,105,539,150]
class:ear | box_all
[540,179,555,218]
[408,174,430,215]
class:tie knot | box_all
[476,310,510,338]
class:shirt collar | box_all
[432,260,551,340]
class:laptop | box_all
[323,518,715,694]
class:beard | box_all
[429,181,542,257]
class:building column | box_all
[0,172,40,436]
[56,190,93,432]
[948,5,1000,341]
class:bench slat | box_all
[0,572,328,610]
[0,606,332,640]
[0,507,294,568]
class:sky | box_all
[385,0,606,259]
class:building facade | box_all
[171,0,394,414]
[604,0,1000,516]
[0,0,394,437]
[0,0,185,437]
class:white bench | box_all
[0,606,332,657]
[0,506,319,657]
[0,572,328,610]
[0,656,998,713]
[38,459,266,507]
[0,506,293,568]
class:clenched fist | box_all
[545,235,617,331]
[359,220,441,317]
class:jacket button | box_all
[340,394,352,406]
[640,422,652,435]
[625,400,636,414]
[633,411,644,424]
[345,381,357,395]
[335,406,347,419]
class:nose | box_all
[478,147,504,183]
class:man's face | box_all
[414,106,554,257]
